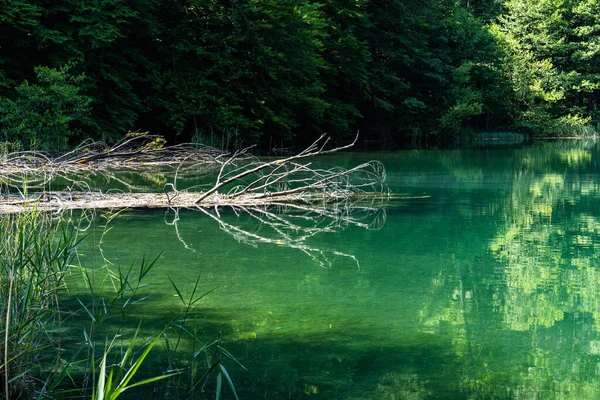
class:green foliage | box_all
[150,0,338,142]
[0,65,93,151]
[358,0,447,141]
[2,0,599,148]
[163,275,244,399]
[0,208,241,399]
[442,6,513,134]
[495,0,600,135]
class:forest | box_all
[1,0,600,151]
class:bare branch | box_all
[194,133,374,205]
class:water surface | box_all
[70,140,600,399]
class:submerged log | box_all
[0,189,392,214]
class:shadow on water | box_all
[56,286,468,400]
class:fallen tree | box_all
[0,132,223,194]
[0,134,390,214]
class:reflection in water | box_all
[164,199,387,268]
[376,141,600,399]
[70,141,600,399]
[488,141,600,398]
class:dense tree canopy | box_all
[0,0,598,151]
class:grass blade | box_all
[95,353,107,400]
[77,298,96,322]
[168,275,186,306]
[216,371,222,400]
[220,365,240,400]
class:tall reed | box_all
[1,209,241,399]
[0,210,79,399]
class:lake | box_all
[67,140,600,399]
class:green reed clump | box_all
[0,210,80,400]
[162,276,244,399]
[1,210,242,400]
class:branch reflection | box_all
[165,200,387,268]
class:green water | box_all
[69,140,600,399]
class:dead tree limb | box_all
[194,133,386,205]
[0,134,394,268]
[0,133,390,213]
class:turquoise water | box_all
[68,140,600,399]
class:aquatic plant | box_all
[92,325,178,400]
[158,275,244,399]
[1,208,243,399]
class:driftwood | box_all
[0,134,393,268]
[0,133,223,193]
[0,134,389,214]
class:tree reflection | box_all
[410,141,600,399]
[489,141,600,398]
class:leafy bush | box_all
[0,65,93,151]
